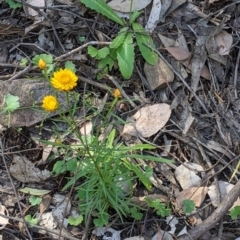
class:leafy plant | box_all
[68,215,84,226]
[183,199,195,214]
[17,54,173,227]
[4,0,22,9]
[25,214,38,225]
[0,94,20,127]
[51,128,172,225]
[80,0,158,79]
[145,197,171,217]
[230,206,240,219]
[29,195,42,206]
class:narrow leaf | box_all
[132,22,158,65]
[123,159,152,190]
[129,11,142,24]
[80,0,124,26]
[117,33,134,79]
[110,27,128,49]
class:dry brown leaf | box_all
[108,0,151,12]
[165,47,191,60]
[144,57,174,90]
[80,121,93,135]
[175,163,204,189]
[0,205,8,230]
[165,47,210,80]
[145,0,161,32]
[10,155,51,183]
[176,187,208,208]
[39,194,52,215]
[122,103,171,137]
[158,34,175,47]
[25,0,45,16]
[215,30,233,55]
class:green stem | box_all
[64,92,105,180]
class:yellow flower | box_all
[38,58,47,70]
[113,89,121,98]
[51,68,78,91]
[42,95,59,112]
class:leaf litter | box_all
[1,0,240,239]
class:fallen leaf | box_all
[122,103,171,137]
[108,0,151,12]
[93,227,122,240]
[125,237,144,240]
[158,34,175,47]
[80,121,93,135]
[165,47,191,60]
[175,163,204,189]
[176,187,208,208]
[25,0,45,16]
[209,0,220,4]
[144,57,174,90]
[0,205,8,230]
[152,230,173,240]
[10,155,51,183]
[145,0,161,33]
[215,30,233,55]
[19,187,51,196]
[39,194,52,215]
[208,181,240,208]
[165,47,210,80]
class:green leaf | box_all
[230,160,240,182]
[98,56,114,70]
[230,206,240,219]
[5,0,22,9]
[183,199,195,214]
[29,195,42,206]
[96,47,110,60]
[20,58,28,66]
[123,154,173,163]
[68,215,83,226]
[117,33,134,79]
[110,27,128,49]
[123,159,152,190]
[132,22,158,65]
[65,61,76,72]
[93,212,109,227]
[129,11,142,25]
[145,198,171,217]
[2,94,20,113]
[79,36,86,42]
[19,187,51,196]
[25,215,38,225]
[32,54,53,65]
[144,166,153,178]
[80,0,124,26]
[88,45,98,58]
[67,158,77,172]
[53,160,67,174]
[130,207,143,220]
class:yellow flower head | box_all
[38,58,47,70]
[51,68,78,91]
[42,95,59,112]
[113,89,121,98]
